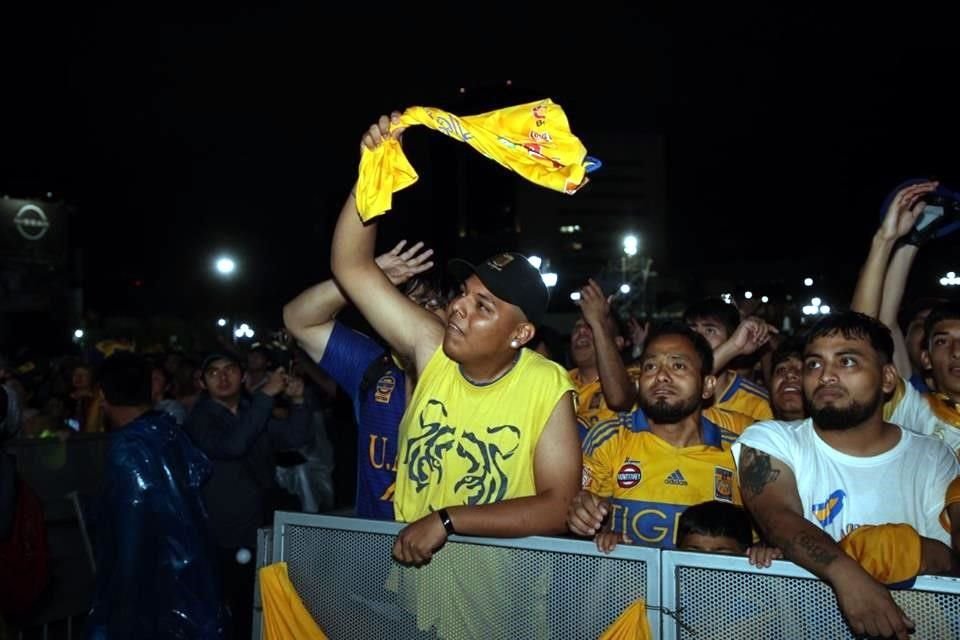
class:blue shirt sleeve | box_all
[318,322,387,407]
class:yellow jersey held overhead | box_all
[356,99,601,220]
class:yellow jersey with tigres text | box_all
[581,412,741,548]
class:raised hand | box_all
[375,240,435,285]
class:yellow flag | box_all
[356,99,598,220]
[259,562,330,640]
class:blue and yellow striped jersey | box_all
[713,373,773,421]
[581,412,740,548]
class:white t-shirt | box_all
[889,378,960,455]
[732,419,958,545]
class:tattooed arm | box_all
[738,446,915,640]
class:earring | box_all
[510,340,520,349]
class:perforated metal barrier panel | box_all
[661,550,960,640]
[265,513,660,640]
[257,514,960,640]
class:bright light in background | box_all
[622,234,639,256]
[217,318,227,327]
[234,323,255,339]
[570,291,581,302]
[527,255,542,270]
[620,284,631,294]
[941,271,960,286]
[803,297,831,316]
[215,256,236,276]
[559,225,581,234]
[73,329,84,339]
[541,272,558,288]
[744,291,753,299]
[761,296,769,303]
[804,277,814,287]
[720,293,733,304]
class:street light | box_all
[622,234,638,257]
[541,272,558,288]
[620,284,631,294]
[214,255,236,276]
[570,291,581,302]
[940,271,960,286]
[234,323,255,339]
[217,318,227,327]
[744,291,753,299]
[761,296,769,303]
[804,277,814,287]
[73,329,84,340]
[802,298,831,316]
[527,255,543,270]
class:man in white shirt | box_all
[733,311,958,640]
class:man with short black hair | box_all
[87,352,226,639]
[568,322,742,551]
[184,351,312,640]
[734,311,958,640]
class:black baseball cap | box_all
[201,352,242,373]
[448,252,549,326]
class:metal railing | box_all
[256,512,960,640]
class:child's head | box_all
[677,501,753,553]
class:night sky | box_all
[3,7,958,334]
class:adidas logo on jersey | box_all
[664,469,688,486]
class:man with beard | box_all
[733,311,958,640]
[567,323,742,551]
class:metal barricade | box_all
[660,549,960,640]
[260,512,661,640]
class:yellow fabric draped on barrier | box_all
[838,523,922,587]
[356,99,596,220]
[259,562,330,640]
[597,598,652,640]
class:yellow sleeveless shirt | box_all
[393,346,574,522]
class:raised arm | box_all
[851,181,935,318]
[392,392,581,565]
[738,446,914,639]
[330,114,444,375]
[712,317,775,374]
[878,244,920,376]
[579,279,634,411]
[284,240,434,362]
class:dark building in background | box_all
[0,196,80,353]
[514,130,668,315]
